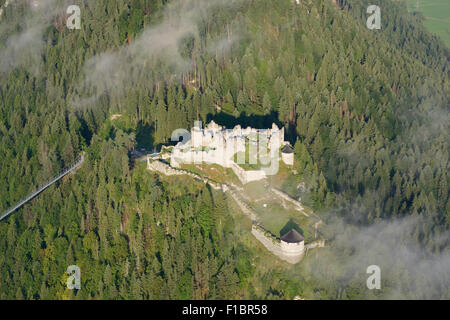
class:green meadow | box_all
[405,0,450,46]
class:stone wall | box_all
[280,240,305,257]
[251,226,304,264]
[230,163,266,184]
[147,158,184,176]
[305,239,326,250]
[251,226,284,258]
[172,151,268,184]
[148,158,227,192]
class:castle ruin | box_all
[170,121,293,184]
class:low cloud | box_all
[71,0,247,107]
[310,214,450,299]
[0,0,71,75]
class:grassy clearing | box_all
[180,160,319,241]
[405,0,450,46]
[227,194,327,299]
[242,180,318,241]
[254,200,316,240]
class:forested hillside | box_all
[0,0,448,299]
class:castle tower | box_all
[281,144,294,165]
[280,229,305,258]
[192,120,203,148]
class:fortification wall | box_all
[170,149,267,184]
[148,159,184,176]
[230,163,266,184]
[148,158,225,191]
[251,226,304,264]
[305,239,326,250]
[251,226,283,256]
[244,170,267,183]
[280,240,305,256]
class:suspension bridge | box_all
[0,153,85,221]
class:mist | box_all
[0,0,73,75]
[71,0,247,107]
[299,206,450,299]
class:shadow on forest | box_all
[137,110,297,150]
[136,121,155,150]
[207,111,297,144]
[206,110,282,131]
[279,218,303,238]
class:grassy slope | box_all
[404,0,450,46]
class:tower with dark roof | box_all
[280,228,305,257]
[281,144,294,165]
[280,229,304,243]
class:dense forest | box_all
[0,0,448,299]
